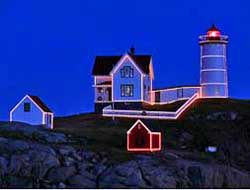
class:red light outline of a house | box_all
[127,119,162,152]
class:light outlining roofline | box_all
[110,54,144,75]
[127,119,151,134]
[112,99,144,102]
[201,82,227,85]
[95,101,113,103]
[93,75,112,78]
[152,86,201,92]
[92,84,112,87]
[201,95,228,99]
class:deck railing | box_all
[102,93,199,120]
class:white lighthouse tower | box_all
[199,25,229,98]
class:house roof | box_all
[28,95,53,113]
[92,54,151,76]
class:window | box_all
[120,66,134,78]
[97,96,103,101]
[24,103,31,112]
[97,87,104,93]
[121,85,134,97]
[177,88,183,98]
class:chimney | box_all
[130,46,135,55]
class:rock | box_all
[187,166,204,188]
[71,152,82,161]
[176,159,250,188]
[67,175,96,188]
[58,146,75,156]
[79,170,96,181]
[180,132,193,142]
[8,176,33,188]
[33,130,67,144]
[7,140,30,153]
[9,155,24,175]
[58,182,66,188]
[99,161,146,188]
[0,123,39,137]
[33,154,60,179]
[93,163,107,176]
[0,137,10,154]
[229,112,238,120]
[81,151,95,161]
[0,157,8,175]
[30,143,57,156]
[46,166,77,183]
[136,158,177,188]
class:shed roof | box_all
[28,95,53,113]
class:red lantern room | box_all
[206,24,221,40]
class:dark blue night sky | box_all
[2,0,250,120]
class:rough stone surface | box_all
[0,122,249,188]
[46,166,77,183]
[67,175,96,188]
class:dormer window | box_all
[120,66,134,78]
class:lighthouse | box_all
[199,24,229,98]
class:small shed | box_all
[127,120,161,152]
[10,94,54,129]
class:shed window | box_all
[120,66,134,78]
[121,84,134,97]
[24,103,31,112]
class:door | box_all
[45,114,52,129]
[155,91,161,103]
[108,88,112,101]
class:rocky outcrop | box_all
[99,154,250,189]
[0,122,249,188]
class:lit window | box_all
[121,85,134,97]
[120,66,134,78]
[98,88,104,93]
[24,103,30,112]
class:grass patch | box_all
[54,98,250,162]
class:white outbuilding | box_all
[10,94,54,129]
